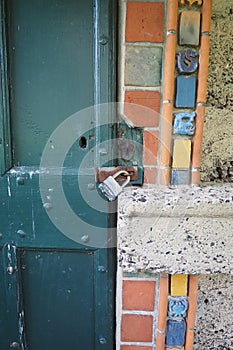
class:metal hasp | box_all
[96,166,138,182]
[98,170,130,201]
[117,123,143,184]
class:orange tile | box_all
[191,170,200,185]
[126,2,164,43]
[185,329,195,350]
[143,167,157,184]
[167,0,178,32]
[197,47,209,101]
[143,130,158,166]
[121,347,152,350]
[121,314,153,343]
[160,103,173,168]
[157,273,169,331]
[201,0,212,33]
[159,168,171,185]
[186,276,199,330]
[122,280,156,311]
[156,332,166,350]
[163,34,177,101]
[196,35,210,103]
[192,105,205,169]
[124,91,160,128]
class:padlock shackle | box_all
[112,170,130,188]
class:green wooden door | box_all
[0,0,116,349]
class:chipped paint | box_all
[7,176,11,197]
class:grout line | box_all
[153,275,161,350]
[122,310,155,316]
[120,342,153,346]
[122,277,158,281]
[125,42,164,48]
[124,86,161,91]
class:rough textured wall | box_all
[201,0,233,182]
[195,274,233,350]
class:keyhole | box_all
[79,136,87,149]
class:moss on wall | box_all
[200,0,233,182]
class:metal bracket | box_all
[96,166,138,182]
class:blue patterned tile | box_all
[173,112,196,135]
[168,297,188,318]
[166,319,186,347]
[175,76,197,108]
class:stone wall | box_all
[197,4,233,347]
[201,0,233,182]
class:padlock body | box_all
[98,176,123,201]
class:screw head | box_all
[87,183,95,190]
[81,235,90,243]
[17,229,26,238]
[99,337,107,345]
[43,202,52,210]
[7,266,14,275]
[10,342,20,348]
[98,266,107,273]
[17,177,25,185]
[99,36,109,45]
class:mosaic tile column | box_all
[157,1,212,350]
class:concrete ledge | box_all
[118,184,233,274]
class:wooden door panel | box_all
[7,0,94,166]
[20,250,95,349]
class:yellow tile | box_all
[171,274,188,296]
[172,139,191,169]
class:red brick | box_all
[144,167,157,184]
[124,91,160,127]
[121,347,152,350]
[143,130,158,166]
[121,314,153,342]
[126,2,164,43]
[122,280,156,311]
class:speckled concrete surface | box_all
[194,274,233,349]
[118,185,233,274]
[201,0,233,182]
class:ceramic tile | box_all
[175,76,197,108]
[179,11,201,46]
